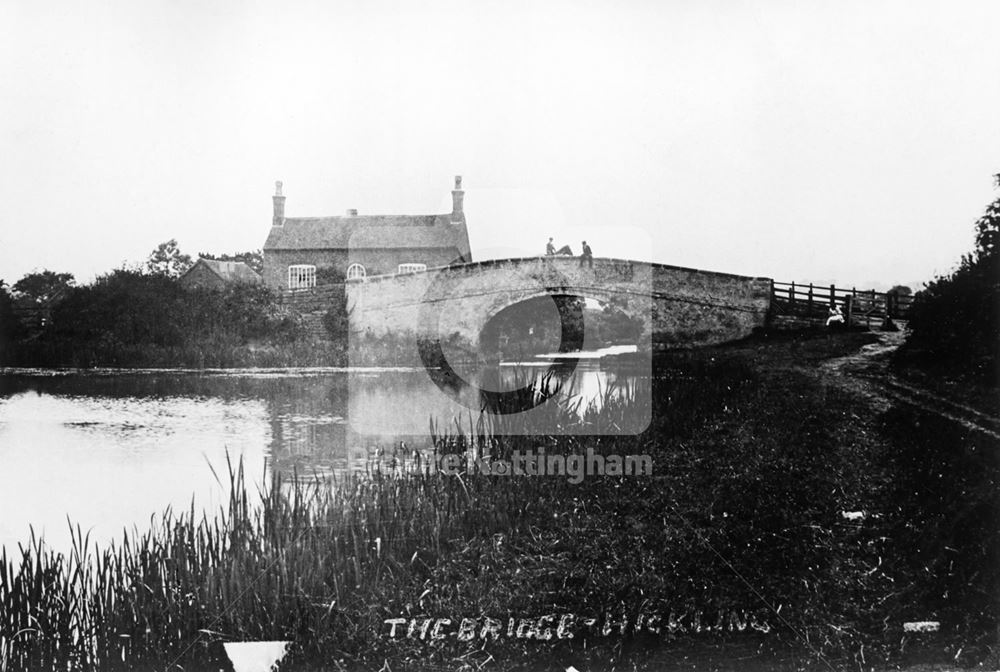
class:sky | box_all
[1,0,999,291]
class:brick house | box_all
[262,176,472,290]
[179,258,262,290]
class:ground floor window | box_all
[346,263,367,280]
[397,263,427,274]
[288,264,316,290]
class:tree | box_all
[0,280,21,363]
[888,285,913,296]
[146,239,193,278]
[12,270,75,304]
[596,299,645,345]
[904,173,1000,382]
[974,178,1000,259]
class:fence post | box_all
[881,291,898,331]
[808,283,814,315]
[789,281,795,303]
[844,294,853,326]
[868,289,875,329]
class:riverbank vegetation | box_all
[0,239,354,368]
[0,330,995,671]
[0,268,346,368]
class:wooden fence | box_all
[770,281,913,328]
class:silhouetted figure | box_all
[546,238,556,255]
[580,241,593,268]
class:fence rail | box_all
[770,280,912,327]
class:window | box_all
[397,263,427,274]
[287,264,316,290]
[346,263,367,280]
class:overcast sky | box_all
[2,0,998,291]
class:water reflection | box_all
[0,362,642,551]
[0,382,269,553]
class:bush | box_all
[903,175,1000,384]
[4,270,305,367]
[317,267,349,340]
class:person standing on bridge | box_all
[580,241,593,268]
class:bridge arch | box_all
[346,256,771,354]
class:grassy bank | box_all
[0,330,996,671]
[891,341,1000,418]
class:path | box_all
[813,329,999,672]
[816,327,1000,440]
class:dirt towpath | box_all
[816,327,1000,441]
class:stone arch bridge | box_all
[346,257,772,352]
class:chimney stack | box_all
[451,175,464,221]
[272,181,285,227]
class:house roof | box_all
[185,258,262,284]
[264,214,471,260]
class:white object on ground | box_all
[222,641,290,672]
[841,511,866,520]
[902,622,940,633]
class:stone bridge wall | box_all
[346,257,771,350]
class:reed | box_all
[0,453,547,671]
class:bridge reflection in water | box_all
[275,360,643,478]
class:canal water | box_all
[0,361,645,552]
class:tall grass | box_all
[0,456,539,671]
[426,366,654,462]
[429,355,753,460]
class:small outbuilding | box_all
[179,258,262,290]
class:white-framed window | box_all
[397,263,427,274]
[287,264,316,290]
[346,263,367,280]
